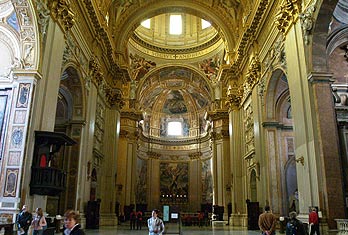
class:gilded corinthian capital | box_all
[226,84,243,111]
[49,0,75,32]
[105,87,124,109]
[245,56,261,87]
[275,0,302,34]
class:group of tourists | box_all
[16,205,85,235]
[259,205,320,235]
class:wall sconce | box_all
[295,156,304,166]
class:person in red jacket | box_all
[309,207,320,235]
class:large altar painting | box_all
[160,162,188,203]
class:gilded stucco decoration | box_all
[35,0,50,40]
[226,82,243,110]
[89,58,103,87]
[227,0,268,78]
[299,2,316,45]
[94,99,105,153]
[275,0,302,35]
[11,0,39,70]
[48,0,75,32]
[244,56,261,91]
[105,87,124,109]
[243,102,255,158]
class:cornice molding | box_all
[130,33,222,55]
[227,0,269,77]
[121,111,143,121]
[82,0,129,83]
[275,0,302,35]
[206,110,229,121]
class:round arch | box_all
[59,65,86,121]
[136,64,214,100]
[264,68,288,121]
[12,0,40,70]
[311,0,339,72]
[112,1,237,61]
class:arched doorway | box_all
[263,68,296,215]
[52,66,85,214]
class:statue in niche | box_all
[212,79,222,100]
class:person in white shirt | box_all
[147,209,164,235]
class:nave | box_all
[84,225,261,235]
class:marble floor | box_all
[84,224,262,235]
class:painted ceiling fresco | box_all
[163,90,187,114]
[139,66,211,116]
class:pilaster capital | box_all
[275,0,302,35]
[89,58,103,87]
[225,84,243,111]
[12,70,42,83]
[49,0,75,32]
[105,87,124,110]
[308,72,334,84]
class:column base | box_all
[99,213,118,226]
[230,213,248,227]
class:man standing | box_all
[16,205,32,235]
[309,207,320,235]
[258,205,278,235]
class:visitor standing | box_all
[258,205,277,235]
[147,209,164,235]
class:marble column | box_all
[229,109,247,226]
[99,107,120,226]
[284,21,345,228]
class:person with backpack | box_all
[286,211,306,235]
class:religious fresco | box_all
[135,158,147,204]
[158,67,192,80]
[4,169,18,197]
[141,87,164,109]
[160,162,188,202]
[163,90,187,114]
[201,160,213,203]
[199,56,221,80]
[130,53,156,80]
[189,88,209,109]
